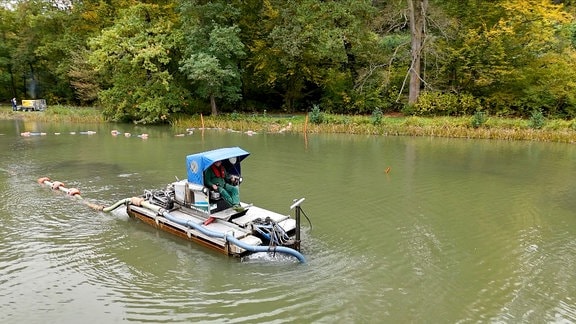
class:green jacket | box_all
[204,164,229,188]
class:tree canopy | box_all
[2,0,576,123]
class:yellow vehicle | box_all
[18,99,47,111]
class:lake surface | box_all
[1,119,576,323]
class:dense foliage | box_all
[1,0,576,123]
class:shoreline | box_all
[2,106,575,143]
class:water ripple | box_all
[2,129,576,322]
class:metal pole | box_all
[295,205,301,251]
[290,198,305,251]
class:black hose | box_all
[300,208,313,230]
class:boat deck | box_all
[232,205,293,228]
[128,204,267,255]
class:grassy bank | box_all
[0,105,104,123]
[3,105,576,143]
[172,113,576,143]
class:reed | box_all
[2,106,576,143]
[169,113,576,142]
[171,114,304,134]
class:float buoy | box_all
[51,181,65,190]
[67,188,81,196]
[37,177,51,184]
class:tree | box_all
[0,7,18,100]
[242,0,378,112]
[439,0,576,116]
[3,0,576,120]
[8,1,46,100]
[88,3,187,123]
[408,0,428,105]
[178,0,245,116]
[68,48,100,105]
[0,0,122,105]
[63,0,125,105]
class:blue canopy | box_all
[186,147,250,186]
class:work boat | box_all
[38,147,307,263]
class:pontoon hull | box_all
[126,203,299,258]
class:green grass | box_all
[2,105,576,143]
[172,113,576,143]
[0,105,104,123]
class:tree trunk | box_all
[408,0,427,105]
[210,93,218,115]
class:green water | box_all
[1,119,575,323]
